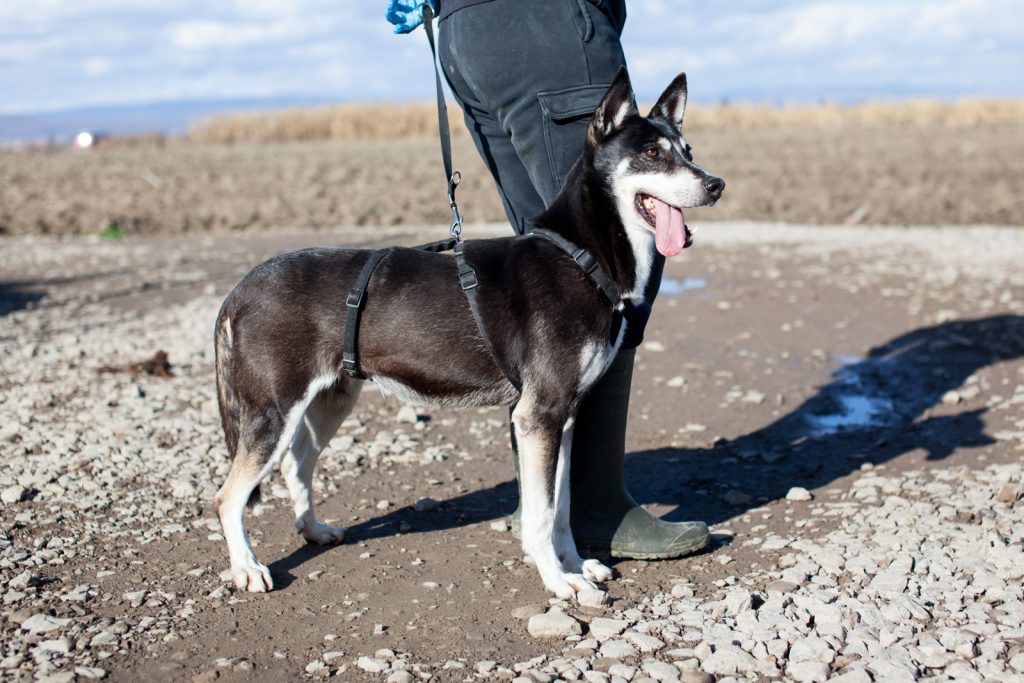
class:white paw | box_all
[231,561,273,592]
[582,558,613,583]
[297,520,347,545]
[545,572,598,600]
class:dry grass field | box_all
[1,100,1023,236]
[186,98,1024,143]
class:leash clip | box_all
[448,172,464,240]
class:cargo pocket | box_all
[537,83,610,194]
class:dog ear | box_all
[649,72,688,134]
[588,66,638,143]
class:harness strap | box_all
[343,248,395,379]
[342,238,457,379]
[454,241,522,389]
[528,227,621,306]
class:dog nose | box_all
[703,176,725,199]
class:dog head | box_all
[588,68,725,257]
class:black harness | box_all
[341,4,622,384]
[341,230,622,385]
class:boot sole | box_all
[510,524,711,561]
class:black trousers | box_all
[438,0,662,348]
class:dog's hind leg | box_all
[215,413,285,593]
[281,379,362,545]
[513,396,600,600]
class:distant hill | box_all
[0,96,334,144]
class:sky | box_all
[1,0,1022,116]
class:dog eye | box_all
[643,147,659,159]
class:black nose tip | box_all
[703,176,725,199]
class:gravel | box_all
[2,223,1023,680]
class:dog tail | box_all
[215,308,260,508]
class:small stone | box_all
[625,632,665,653]
[489,519,510,532]
[356,656,391,673]
[761,535,791,550]
[787,661,830,682]
[527,608,582,639]
[21,613,71,634]
[1,485,26,504]
[37,638,71,654]
[765,580,799,593]
[667,376,685,388]
[870,571,908,593]
[74,668,108,680]
[413,497,439,512]
[322,652,345,663]
[305,660,330,677]
[723,588,752,615]
[789,636,835,664]
[589,618,628,639]
[997,484,1020,504]
[742,390,766,404]
[722,489,751,506]
[941,390,962,405]
[387,672,415,683]
[511,604,545,620]
[476,661,497,674]
[600,639,639,659]
[90,631,118,646]
[700,644,758,676]
[396,405,419,424]
[679,672,713,683]
[827,669,871,683]
[577,589,609,608]
[1008,653,1024,672]
[376,499,393,510]
[786,486,813,502]
[670,583,694,598]
[191,672,218,683]
[642,659,680,681]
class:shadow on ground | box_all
[271,315,1024,581]
[0,282,45,316]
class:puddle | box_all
[660,277,708,295]
[805,360,893,435]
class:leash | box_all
[421,3,464,241]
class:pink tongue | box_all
[653,197,686,257]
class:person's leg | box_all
[440,0,707,559]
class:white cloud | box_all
[0,0,1021,114]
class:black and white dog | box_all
[213,69,723,600]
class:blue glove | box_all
[385,0,438,34]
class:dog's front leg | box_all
[513,399,602,599]
[553,421,613,586]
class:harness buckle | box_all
[346,289,364,309]
[458,266,479,290]
[342,352,361,377]
[572,248,599,274]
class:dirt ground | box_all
[2,219,1023,681]
[2,123,1023,237]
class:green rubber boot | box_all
[509,348,709,559]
